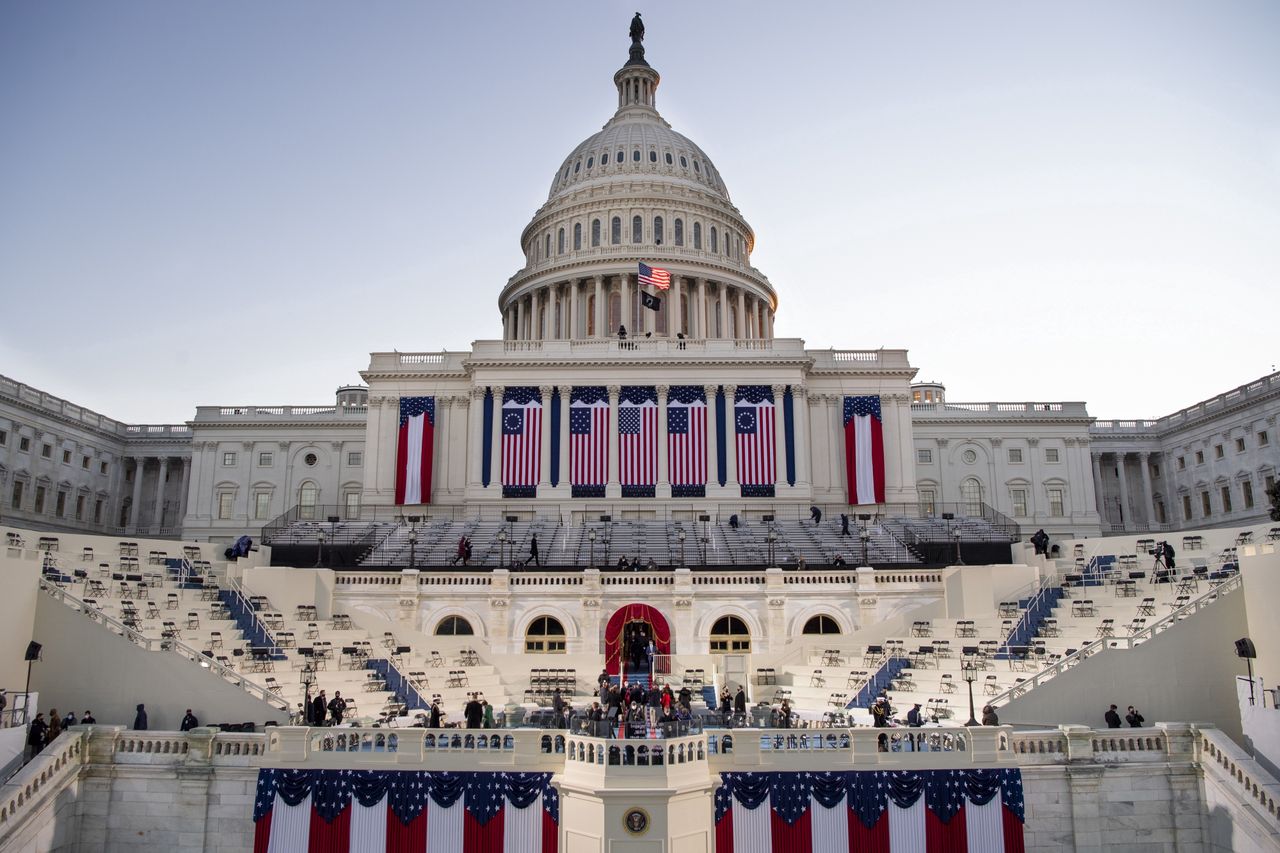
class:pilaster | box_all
[656,385,671,498]
[606,386,621,499]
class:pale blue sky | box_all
[1,1,1277,423]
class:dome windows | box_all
[665,152,673,165]
[680,155,688,168]
[693,222,702,250]
[693,160,701,173]
[649,150,657,163]
[574,161,581,174]
[674,218,684,246]
[592,219,602,247]
[557,228,565,255]
[653,216,664,245]
[602,151,609,165]
[586,156,594,169]
[611,217,622,245]
[632,149,641,162]
[617,149,624,164]
[710,226,718,254]
[573,223,582,251]
[631,215,642,243]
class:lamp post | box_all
[408,528,418,568]
[589,529,597,567]
[301,664,316,725]
[961,660,979,726]
[766,530,777,567]
[678,530,686,567]
[498,530,507,568]
[314,530,326,567]
[953,527,964,566]
[860,528,871,567]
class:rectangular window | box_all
[1156,501,1166,524]
[1151,463,1160,478]
[1045,448,1060,463]
[1182,494,1192,521]
[1048,488,1064,516]
[347,452,363,467]
[222,451,237,466]
[19,436,30,452]
[11,481,23,510]
[62,449,71,464]
[81,455,90,469]
[1215,444,1224,459]
[1008,448,1023,463]
[345,492,361,517]
[34,486,46,514]
[94,499,103,524]
[1243,481,1254,509]
[41,444,52,459]
[75,494,85,520]
[100,461,109,475]
[217,492,234,520]
[258,452,273,467]
[1195,451,1204,465]
[1221,486,1233,513]
[1010,489,1027,516]
[254,492,271,519]
[916,449,932,464]
[1259,430,1270,446]
[1177,456,1185,470]
[0,429,6,446]
[1201,491,1212,517]
[55,491,67,517]
[919,489,936,515]
[1268,475,1277,493]
[1236,438,1246,453]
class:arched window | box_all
[665,152,673,165]
[298,483,318,520]
[586,156,594,169]
[632,149,641,162]
[526,616,567,654]
[680,294,689,335]
[544,234,551,259]
[435,616,474,636]
[617,149,624,164]
[573,223,582,251]
[602,151,609,165]
[611,217,622,245]
[710,226,718,254]
[653,216,664,245]
[710,615,750,653]
[557,228,565,255]
[573,161,580,174]
[586,294,596,336]
[591,219,601,247]
[632,215,643,243]
[728,305,738,339]
[961,478,985,516]
[693,222,702,250]
[649,150,657,163]
[680,155,688,168]
[714,300,722,337]
[803,615,842,635]
[609,291,622,330]
[674,218,684,246]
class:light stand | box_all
[766,530,776,567]
[860,528,870,567]
[408,529,418,569]
[1237,638,1258,705]
[678,530,686,567]
[301,664,316,725]
[498,530,508,568]
[23,641,41,755]
[589,529,597,567]
[962,660,978,726]
[314,530,326,567]
[953,528,964,566]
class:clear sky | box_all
[2,1,1277,424]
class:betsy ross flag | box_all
[570,386,609,497]
[668,385,707,497]
[714,768,1026,853]
[502,387,541,497]
[844,395,886,505]
[735,385,776,497]
[638,261,671,290]
[252,768,558,853]
[619,386,657,497]
[395,397,435,505]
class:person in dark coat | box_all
[328,692,347,726]
[906,703,924,727]
[312,691,328,727]
[728,514,739,529]
[810,506,822,525]
[80,711,96,725]
[719,688,732,725]
[841,514,851,536]
[678,685,692,712]
[1104,704,1122,728]
[429,700,442,728]
[27,713,48,755]
[597,669,610,697]
[734,686,747,719]
[1126,706,1145,728]
[132,704,148,731]
[464,694,484,729]
[982,705,1000,726]
[528,535,540,567]
[180,709,199,731]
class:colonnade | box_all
[126,455,191,533]
[1091,450,1158,532]
[470,383,810,495]
[503,273,774,341]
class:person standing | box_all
[1104,704,1122,728]
[429,700,442,728]
[80,710,96,725]
[982,705,1000,726]
[328,692,347,726]
[483,700,495,729]
[810,506,822,525]
[313,691,328,727]
[47,710,63,743]
[529,535,540,568]
[180,709,199,731]
[27,713,48,757]
[464,693,483,729]
[719,688,732,726]
[841,514,851,536]
[1126,706,1145,728]
[734,686,747,721]
[132,704,148,731]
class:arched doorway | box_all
[604,603,671,676]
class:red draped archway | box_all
[604,603,671,675]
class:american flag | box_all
[844,395,885,505]
[715,769,1025,853]
[395,397,434,505]
[735,385,776,492]
[252,769,560,853]
[668,385,707,491]
[638,261,671,290]
[619,386,657,492]
[570,386,609,490]
[502,387,541,491]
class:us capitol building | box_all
[0,23,1277,548]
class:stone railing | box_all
[911,401,1088,418]
[706,726,1016,769]
[194,405,368,421]
[1198,726,1280,829]
[38,579,289,712]
[0,374,188,439]
[0,730,83,834]
[1008,725,1175,764]
[260,727,563,770]
[989,573,1242,706]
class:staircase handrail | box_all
[225,577,285,656]
[38,578,288,710]
[998,571,1063,655]
[990,573,1242,706]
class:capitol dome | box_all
[500,16,775,344]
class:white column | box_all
[704,384,720,490]
[569,279,580,340]
[620,274,632,335]
[752,299,761,339]
[129,457,146,532]
[515,296,525,341]
[724,384,739,492]
[435,396,452,500]
[538,386,552,489]
[1115,452,1131,531]
[671,278,683,335]
[489,386,504,491]
[606,385,621,498]
[557,388,571,491]
[714,284,726,339]
[736,289,746,338]
[467,388,485,489]
[657,385,670,497]
[594,275,605,338]
[1091,452,1104,520]
[794,387,811,488]
[178,457,192,523]
[772,385,788,487]
[154,457,170,530]
[1139,452,1156,529]
[696,278,707,338]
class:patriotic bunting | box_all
[252,769,559,853]
[844,395,886,505]
[619,386,657,498]
[715,769,1025,853]
[570,386,609,498]
[668,385,707,497]
[502,387,541,499]
[395,397,435,505]
[735,385,776,498]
